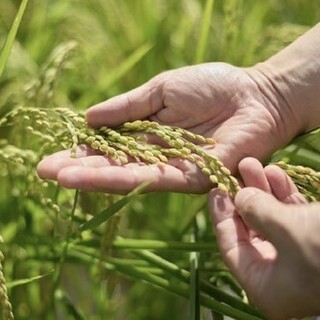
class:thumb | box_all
[86,76,164,128]
[235,187,290,249]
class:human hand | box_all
[38,63,301,193]
[209,157,320,319]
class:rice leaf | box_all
[112,238,217,251]
[190,220,200,320]
[0,0,28,78]
[195,0,214,63]
[132,250,263,318]
[7,269,53,289]
[79,182,149,231]
[109,262,263,320]
[99,42,153,90]
[190,251,200,320]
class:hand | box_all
[38,63,299,193]
[209,157,320,319]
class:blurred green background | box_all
[0,0,320,319]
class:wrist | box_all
[245,63,304,146]
[253,23,320,135]
[255,59,320,135]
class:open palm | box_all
[38,63,294,193]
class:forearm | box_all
[254,23,320,135]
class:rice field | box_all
[0,0,320,319]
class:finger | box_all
[264,164,307,204]
[238,157,271,192]
[238,157,272,240]
[86,76,165,128]
[37,145,124,180]
[37,155,122,180]
[56,162,203,194]
[209,189,267,285]
[38,144,213,193]
[42,145,99,159]
[235,187,290,250]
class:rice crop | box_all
[0,0,320,319]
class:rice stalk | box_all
[1,105,240,196]
[68,247,263,320]
[0,2,29,317]
[222,0,242,57]
[24,41,77,109]
[98,213,121,279]
[3,103,320,201]
[51,189,79,316]
[223,0,241,41]
[275,161,320,201]
[0,237,14,320]
[194,0,214,64]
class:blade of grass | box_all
[190,220,200,320]
[110,262,264,320]
[112,238,217,251]
[132,250,263,318]
[70,248,263,320]
[190,251,200,320]
[194,0,214,63]
[74,237,217,251]
[69,244,263,318]
[79,182,149,232]
[300,128,320,153]
[99,42,153,90]
[7,269,53,289]
[68,242,261,318]
[52,189,79,315]
[0,0,28,78]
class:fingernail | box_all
[235,187,258,209]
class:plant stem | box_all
[110,262,262,320]
[112,238,217,251]
[133,250,263,318]
[195,0,215,63]
[190,221,200,320]
[69,248,263,320]
[51,189,79,314]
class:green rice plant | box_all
[0,236,14,320]
[275,162,320,201]
[194,0,214,64]
[0,0,28,78]
[0,30,242,318]
[0,1,28,319]
[1,0,320,319]
[1,103,240,196]
[4,102,320,203]
[222,0,243,57]
[2,81,320,319]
